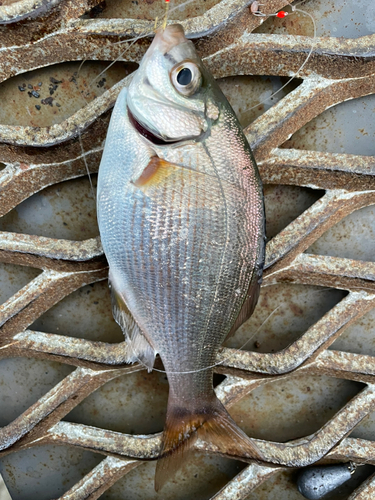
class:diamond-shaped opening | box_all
[0,176,99,240]
[230,374,365,442]
[350,407,375,441]
[225,284,347,353]
[64,369,169,435]
[0,445,102,500]
[83,0,221,21]
[263,184,325,240]
[30,279,123,343]
[0,60,138,127]
[104,454,246,500]
[0,262,41,305]
[331,306,375,356]
[0,357,73,427]
[307,204,375,262]
[217,75,302,128]
[243,465,375,500]
[281,93,375,156]
[213,373,226,387]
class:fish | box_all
[97,24,265,490]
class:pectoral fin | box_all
[132,157,177,188]
[132,156,245,211]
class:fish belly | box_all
[116,153,256,366]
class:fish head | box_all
[127,24,221,144]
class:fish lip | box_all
[127,108,203,146]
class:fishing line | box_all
[79,0,317,106]
[87,0,205,86]
[77,130,96,200]
[75,32,155,200]
[75,3,172,197]
[124,285,341,375]
[244,0,317,114]
[127,304,282,375]
[87,30,153,88]
[86,0,181,88]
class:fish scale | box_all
[97,23,265,490]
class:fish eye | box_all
[177,68,192,86]
[171,61,201,97]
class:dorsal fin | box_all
[226,230,265,340]
[225,276,261,341]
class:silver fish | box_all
[97,24,265,489]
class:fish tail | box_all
[155,394,263,491]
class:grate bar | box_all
[272,254,375,293]
[21,383,373,468]
[0,268,107,343]
[57,456,141,500]
[328,438,375,465]
[246,76,375,160]
[211,463,283,499]
[348,472,375,499]
[264,190,375,272]
[0,367,120,454]
[0,150,103,217]
[259,149,375,191]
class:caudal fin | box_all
[155,396,263,491]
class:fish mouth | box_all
[128,108,205,146]
[128,108,182,146]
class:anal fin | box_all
[109,274,156,372]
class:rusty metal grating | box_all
[0,0,374,498]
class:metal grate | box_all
[0,0,374,498]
